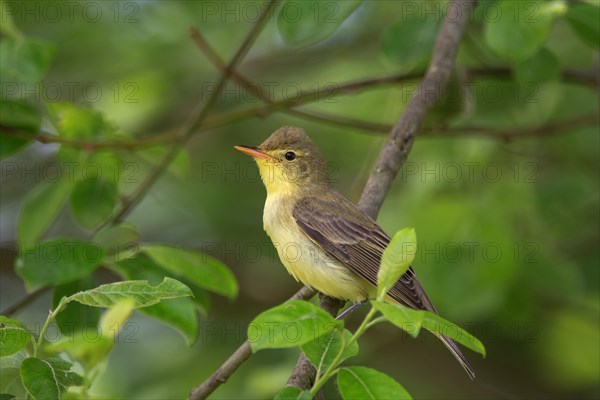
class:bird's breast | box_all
[263,194,371,302]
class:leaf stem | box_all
[366,316,386,329]
[309,306,379,395]
[349,307,377,346]
[33,298,68,357]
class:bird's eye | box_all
[284,151,296,161]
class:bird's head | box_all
[235,126,332,195]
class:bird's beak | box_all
[234,145,277,161]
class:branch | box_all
[1,65,595,150]
[188,27,332,400]
[5,117,592,320]
[0,72,422,150]
[286,295,345,392]
[358,0,477,217]
[188,286,315,400]
[99,0,279,228]
[189,27,393,135]
[0,286,49,316]
[421,113,599,141]
[286,0,478,392]
[469,66,599,89]
[3,110,596,156]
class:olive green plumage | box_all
[235,126,475,379]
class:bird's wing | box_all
[293,194,476,379]
[292,194,435,311]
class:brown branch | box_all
[286,0,477,392]
[0,73,422,150]
[1,65,596,151]
[188,286,316,400]
[3,110,595,160]
[0,124,175,150]
[421,114,599,141]
[469,66,599,89]
[358,0,477,217]
[190,27,393,135]
[1,287,49,316]
[285,295,345,393]
[4,115,594,320]
[98,0,279,229]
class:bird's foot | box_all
[336,300,367,320]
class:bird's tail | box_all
[433,332,476,380]
[390,268,476,379]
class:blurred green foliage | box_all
[0,0,598,399]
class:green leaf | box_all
[0,39,54,85]
[47,300,134,368]
[44,337,112,371]
[0,100,40,131]
[114,253,209,314]
[301,328,358,373]
[377,228,417,300]
[70,178,118,229]
[98,299,135,335]
[514,48,560,85]
[0,135,30,160]
[66,277,193,308]
[0,394,15,400]
[16,238,105,290]
[338,366,412,400]
[0,350,27,398]
[111,254,202,345]
[141,298,199,346]
[16,179,73,246]
[248,300,341,352]
[52,276,100,335]
[0,317,31,357]
[274,386,313,400]
[92,223,140,256]
[142,244,237,299]
[371,301,486,357]
[566,3,600,47]
[20,358,85,400]
[484,0,565,62]
[49,102,112,140]
[79,151,123,184]
[382,13,440,70]
[0,0,23,40]
[277,0,362,47]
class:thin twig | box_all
[1,63,596,151]
[421,114,599,141]
[188,286,315,400]
[190,27,393,135]
[98,0,279,229]
[469,66,599,89]
[1,287,49,316]
[2,111,596,155]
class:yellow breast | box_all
[263,194,371,302]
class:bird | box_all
[234,126,475,379]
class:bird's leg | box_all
[336,300,367,320]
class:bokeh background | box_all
[1,1,598,399]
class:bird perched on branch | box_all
[235,126,474,379]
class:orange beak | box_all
[234,145,277,161]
